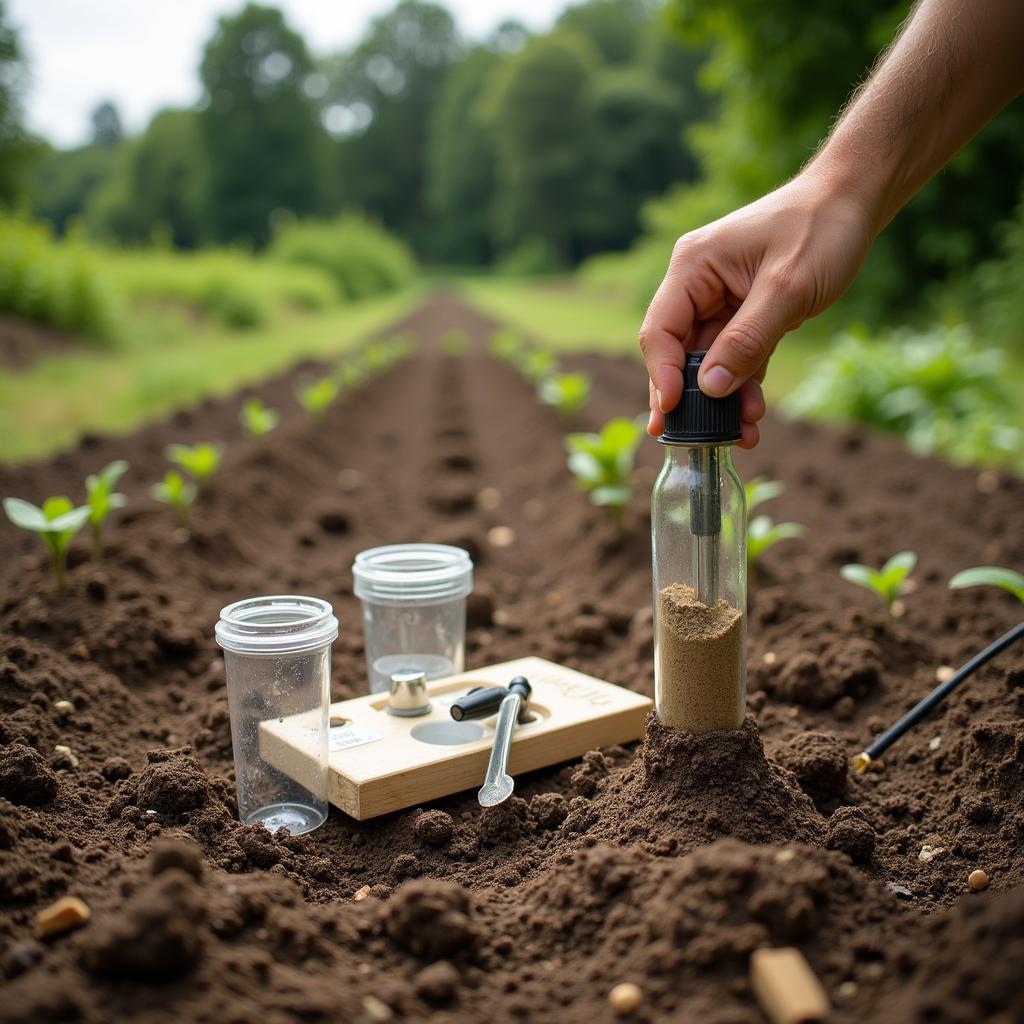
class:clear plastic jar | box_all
[353,544,473,693]
[215,595,338,834]
[652,353,747,732]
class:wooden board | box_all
[260,656,652,820]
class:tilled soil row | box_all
[0,293,1022,1023]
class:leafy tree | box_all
[0,0,36,202]
[88,109,207,248]
[484,31,603,265]
[323,1,460,250]
[426,47,499,264]
[91,101,124,147]
[198,3,323,246]
[30,143,122,234]
[556,0,653,65]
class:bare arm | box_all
[641,0,1024,447]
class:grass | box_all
[0,287,422,464]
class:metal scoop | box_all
[450,676,532,807]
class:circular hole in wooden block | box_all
[411,720,485,746]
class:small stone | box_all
[890,600,906,619]
[362,994,393,1021]
[608,982,643,1016]
[477,487,502,510]
[928,736,942,751]
[53,745,79,769]
[935,665,955,683]
[774,849,796,864]
[886,882,913,899]
[338,468,363,492]
[838,981,858,999]
[101,756,132,782]
[54,699,76,718]
[35,896,91,939]
[69,641,90,661]
[827,806,876,863]
[976,469,1000,494]
[762,651,777,665]
[487,526,515,548]
[968,869,990,892]
[918,844,945,864]
[353,885,371,901]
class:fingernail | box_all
[647,409,656,433]
[655,388,666,412]
[701,365,734,397]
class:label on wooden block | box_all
[260,656,653,820]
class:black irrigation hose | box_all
[852,621,1024,773]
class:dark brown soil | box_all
[0,292,1022,1023]
[0,313,78,370]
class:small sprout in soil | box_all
[166,443,222,491]
[241,398,280,439]
[948,565,1024,603]
[538,371,591,418]
[745,475,785,512]
[489,328,523,363]
[151,470,197,524]
[441,329,468,357]
[747,516,805,581]
[85,459,128,560]
[519,349,558,383]
[840,551,917,619]
[3,495,91,590]
[297,377,339,420]
[566,417,644,522]
[337,358,368,389]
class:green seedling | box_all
[490,328,523,363]
[519,350,558,383]
[840,551,917,620]
[241,398,280,439]
[3,496,91,590]
[949,566,1024,603]
[166,442,222,490]
[441,329,468,357]
[747,515,805,582]
[337,359,367,389]
[297,377,339,420]
[538,372,591,418]
[151,470,197,525]
[745,476,785,512]
[565,417,644,523]
[85,459,128,559]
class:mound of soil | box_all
[0,294,1021,1022]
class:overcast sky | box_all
[9,0,568,149]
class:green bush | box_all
[0,209,118,342]
[271,214,416,301]
[786,323,1023,471]
[970,182,1024,348]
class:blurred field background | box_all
[1,0,1022,468]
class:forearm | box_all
[809,0,1024,236]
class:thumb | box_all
[698,273,805,397]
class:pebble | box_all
[928,736,942,751]
[477,487,502,510]
[487,526,516,548]
[34,896,91,939]
[890,600,906,619]
[53,745,79,769]
[918,844,945,864]
[353,884,371,901]
[337,468,363,492]
[838,981,858,999]
[968,869,990,892]
[935,665,955,684]
[774,849,796,864]
[54,700,76,718]
[362,995,393,1021]
[762,651,777,665]
[608,982,643,1016]
[976,469,1000,494]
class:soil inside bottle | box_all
[657,582,744,732]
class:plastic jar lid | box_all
[353,544,473,605]
[215,595,339,655]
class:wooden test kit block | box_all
[260,656,652,820]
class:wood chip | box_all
[362,994,393,1021]
[751,947,830,1024]
[34,896,91,939]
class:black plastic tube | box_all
[863,621,1024,762]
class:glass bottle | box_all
[651,352,747,732]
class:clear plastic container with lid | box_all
[353,544,473,693]
[215,595,338,835]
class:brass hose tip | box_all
[851,752,872,774]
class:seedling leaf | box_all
[745,477,784,512]
[949,566,1024,603]
[841,551,917,614]
[3,494,90,588]
[241,399,280,439]
[747,515,805,564]
[85,459,129,559]
[166,443,222,488]
[151,470,197,524]
[565,416,644,519]
[538,372,591,418]
[297,377,339,420]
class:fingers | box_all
[739,378,766,425]
[737,421,761,450]
[698,273,804,397]
[647,378,663,437]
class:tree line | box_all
[3,0,703,268]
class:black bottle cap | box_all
[658,351,742,446]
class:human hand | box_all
[639,169,874,448]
